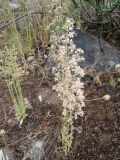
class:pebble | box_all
[0,129,5,136]
[24,97,32,109]
[103,95,111,101]
[0,149,12,160]
[27,56,35,63]
[38,95,42,102]
[24,140,44,160]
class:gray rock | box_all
[73,29,120,72]
[0,149,13,160]
[24,97,32,109]
[0,150,6,160]
[24,140,44,160]
[38,87,61,106]
[73,126,83,134]
[27,56,35,63]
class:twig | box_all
[86,97,103,102]
[0,11,44,31]
[81,14,111,25]
[71,0,79,8]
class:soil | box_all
[0,68,120,160]
[0,70,62,160]
[69,71,120,160]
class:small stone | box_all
[0,150,6,160]
[27,56,35,63]
[24,97,32,109]
[73,126,82,134]
[103,95,110,101]
[24,140,44,160]
[0,149,13,160]
[19,119,24,126]
[44,54,48,59]
[34,140,43,148]
[38,95,42,102]
[115,64,120,72]
[0,129,5,136]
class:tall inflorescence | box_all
[49,18,85,155]
[42,0,69,32]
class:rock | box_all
[38,95,42,102]
[103,95,111,101]
[27,56,35,63]
[24,140,44,160]
[34,140,43,148]
[38,87,61,106]
[24,97,32,109]
[0,129,5,136]
[73,29,120,72]
[0,149,13,160]
[0,150,8,160]
[73,126,82,134]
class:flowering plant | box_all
[49,17,85,155]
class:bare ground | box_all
[0,69,120,160]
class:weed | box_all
[2,0,27,69]
[0,44,26,120]
[50,18,85,155]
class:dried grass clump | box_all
[49,17,85,155]
[0,44,26,121]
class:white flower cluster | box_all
[45,0,69,31]
[49,18,85,119]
